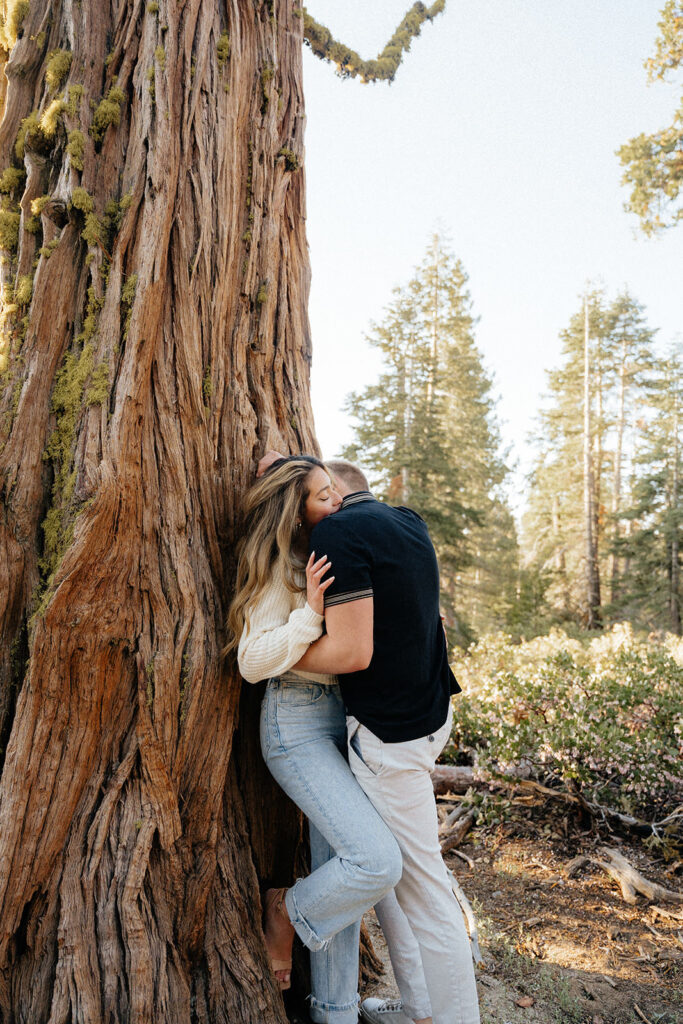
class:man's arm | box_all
[293,597,373,675]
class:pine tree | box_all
[617,0,683,234]
[523,289,656,627]
[616,349,683,632]
[605,293,658,604]
[343,235,514,642]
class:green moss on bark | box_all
[217,31,230,67]
[90,85,125,143]
[0,204,21,253]
[0,167,26,195]
[40,341,94,576]
[121,272,137,339]
[276,147,300,171]
[0,1,30,52]
[45,49,73,93]
[14,274,33,305]
[85,361,109,406]
[67,84,84,118]
[66,129,85,171]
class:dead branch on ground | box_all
[592,847,683,905]
[441,810,476,855]
[448,870,484,967]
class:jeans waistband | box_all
[271,672,338,688]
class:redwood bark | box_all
[0,1,316,1020]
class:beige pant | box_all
[347,706,480,1024]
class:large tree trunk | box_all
[0,1,315,1020]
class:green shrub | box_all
[449,625,683,820]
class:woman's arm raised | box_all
[237,573,324,684]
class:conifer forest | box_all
[0,2,680,1023]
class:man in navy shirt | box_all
[294,459,479,1024]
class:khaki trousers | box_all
[347,706,480,1024]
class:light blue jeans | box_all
[260,675,403,1024]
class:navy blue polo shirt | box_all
[310,492,460,742]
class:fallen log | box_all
[431,766,682,843]
[432,765,483,795]
[592,847,683,904]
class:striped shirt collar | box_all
[340,491,376,510]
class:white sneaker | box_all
[359,998,414,1024]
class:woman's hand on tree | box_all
[306,552,334,616]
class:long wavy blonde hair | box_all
[224,456,326,657]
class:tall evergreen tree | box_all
[343,235,514,642]
[523,289,656,626]
[606,293,658,603]
[618,0,683,234]
[616,349,683,632]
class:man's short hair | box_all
[327,459,370,493]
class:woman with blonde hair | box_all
[226,455,403,1024]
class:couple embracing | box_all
[226,454,480,1024]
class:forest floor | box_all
[362,803,683,1024]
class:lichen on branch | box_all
[302,0,446,83]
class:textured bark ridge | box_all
[0,1,316,1020]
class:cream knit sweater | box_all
[237,567,336,686]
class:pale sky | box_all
[303,1,683,499]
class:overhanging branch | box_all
[303,1,446,83]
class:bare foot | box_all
[263,887,294,990]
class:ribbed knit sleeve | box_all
[237,576,324,684]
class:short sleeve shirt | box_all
[310,492,460,742]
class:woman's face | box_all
[303,467,342,528]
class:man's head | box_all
[326,460,370,498]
